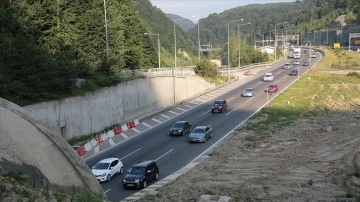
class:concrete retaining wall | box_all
[0,98,103,195]
[24,76,213,140]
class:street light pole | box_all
[144,33,161,68]
[227,18,244,81]
[274,22,286,61]
[103,0,109,62]
[198,21,201,61]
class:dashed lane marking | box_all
[104,189,111,194]
[152,118,161,123]
[161,114,170,118]
[202,110,211,115]
[155,149,174,161]
[120,148,141,161]
[184,104,193,108]
[142,122,151,128]
[109,138,115,146]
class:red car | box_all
[265,84,279,93]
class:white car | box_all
[92,158,124,182]
[284,63,291,69]
[263,73,274,81]
[293,61,300,65]
[242,88,255,97]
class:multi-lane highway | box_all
[85,49,322,201]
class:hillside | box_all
[166,13,196,32]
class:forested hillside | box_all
[188,0,357,47]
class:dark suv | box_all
[122,160,159,189]
[169,121,191,136]
[211,99,227,113]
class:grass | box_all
[316,48,360,71]
[241,45,360,135]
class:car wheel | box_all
[120,167,124,174]
[155,173,159,180]
[106,174,111,182]
[143,181,147,188]
[210,133,213,138]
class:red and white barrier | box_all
[121,124,128,132]
[84,142,92,152]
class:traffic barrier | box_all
[128,120,135,129]
[121,124,128,132]
[77,146,86,157]
[90,139,98,148]
[134,119,139,126]
[108,129,116,138]
[96,134,103,145]
[101,133,108,142]
[113,127,122,135]
[84,142,92,152]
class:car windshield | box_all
[193,128,204,133]
[245,88,253,92]
[214,101,223,105]
[269,85,276,88]
[172,122,184,127]
[93,162,109,170]
[129,166,146,175]
[285,64,290,66]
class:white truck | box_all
[293,47,301,59]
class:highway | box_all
[85,49,321,201]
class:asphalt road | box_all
[85,49,321,202]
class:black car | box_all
[303,61,309,66]
[168,121,191,136]
[289,69,298,76]
[211,99,227,113]
[122,160,159,189]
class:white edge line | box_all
[155,149,174,161]
[104,189,111,194]
[120,148,142,161]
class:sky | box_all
[150,0,296,23]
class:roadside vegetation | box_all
[0,171,104,202]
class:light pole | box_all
[308,41,312,66]
[227,18,244,81]
[237,22,251,68]
[144,33,161,68]
[103,0,109,62]
[274,22,286,61]
[192,15,201,61]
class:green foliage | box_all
[194,60,218,77]
[2,170,29,184]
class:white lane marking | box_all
[225,108,236,116]
[202,110,211,115]
[169,110,178,115]
[132,128,141,133]
[161,114,170,118]
[177,107,186,111]
[0,166,4,172]
[184,104,193,108]
[104,189,111,194]
[109,138,115,146]
[195,98,207,102]
[227,96,235,101]
[152,118,161,123]
[120,148,142,160]
[142,122,151,128]
[155,149,174,161]
[94,145,99,153]
[121,133,129,139]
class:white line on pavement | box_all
[227,96,235,101]
[121,133,129,139]
[94,145,99,153]
[202,110,210,115]
[161,114,170,118]
[104,189,111,194]
[184,104,193,108]
[155,149,174,161]
[152,118,161,123]
[142,122,151,128]
[132,128,141,133]
[0,166,4,172]
[108,138,115,146]
[225,108,237,116]
[120,148,141,160]
[177,107,186,111]
[169,110,178,115]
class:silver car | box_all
[188,126,213,143]
[242,88,255,97]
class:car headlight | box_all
[178,129,182,132]
[100,172,107,177]
[135,179,140,182]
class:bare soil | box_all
[141,77,360,201]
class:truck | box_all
[292,47,301,59]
